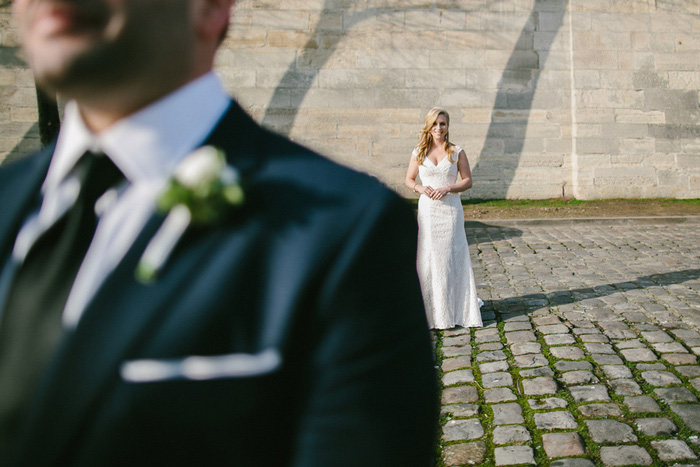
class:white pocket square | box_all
[120,348,281,383]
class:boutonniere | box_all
[135,145,244,284]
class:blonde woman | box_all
[405,108,483,329]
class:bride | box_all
[405,108,483,330]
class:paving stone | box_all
[585,419,637,443]
[443,335,471,346]
[561,370,599,385]
[580,333,609,343]
[443,345,473,357]
[442,355,472,372]
[554,361,593,372]
[544,334,576,345]
[541,432,585,458]
[479,360,509,373]
[482,372,513,388]
[506,331,536,344]
[519,366,555,377]
[636,363,666,371]
[584,343,615,354]
[620,348,658,362]
[510,342,541,356]
[475,328,498,337]
[491,403,524,425]
[615,339,646,349]
[442,385,479,404]
[601,364,633,379]
[662,353,697,365]
[599,446,652,466]
[503,322,532,332]
[538,324,570,335]
[528,397,568,410]
[494,446,535,466]
[476,350,507,362]
[654,387,698,403]
[604,329,637,339]
[476,334,500,344]
[514,354,549,368]
[442,419,484,441]
[550,459,595,467]
[590,353,624,364]
[609,378,642,395]
[653,342,688,353]
[641,370,682,386]
[442,441,486,466]
[484,387,517,403]
[651,440,698,461]
[676,365,700,377]
[443,327,470,337]
[441,404,480,418]
[534,411,578,430]
[550,347,585,360]
[569,385,610,402]
[442,369,475,386]
[692,377,700,392]
[624,395,661,413]
[577,403,622,418]
[533,315,562,326]
[522,376,558,395]
[478,342,504,351]
[642,330,674,343]
[573,327,600,335]
[492,425,531,445]
[635,417,677,436]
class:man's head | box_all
[13,0,233,128]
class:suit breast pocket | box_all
[120,348,281,383]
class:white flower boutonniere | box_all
[136,146,244,284]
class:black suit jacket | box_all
[0,102,438,466]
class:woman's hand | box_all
[418,185,434,197]
[430,186,451,200]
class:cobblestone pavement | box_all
[437,221,700,466]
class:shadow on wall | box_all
[260,0,570,199]
[4,1,571,184]
[472,0,569,199]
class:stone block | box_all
[442,441,487,467]
[491,403,524,425]
[542,432,586,458]
[534,411,578,430]
[443,418,484,441]
[577,403,622,417]
[635,417,676,436]
[494,446,535,466]
[650,440,698,462]
[492,425,531,445]
[442,385,479,404]
[599,446,652,466]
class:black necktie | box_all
[0,151,124,450]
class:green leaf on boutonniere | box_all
[136,146,245,284]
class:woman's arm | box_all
[405,155,434,197]
[429,149,473,200]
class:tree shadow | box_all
[262,0,490,131]
[483,268,700,318]
[471,0,569,198]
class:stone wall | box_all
[1,0,699,199]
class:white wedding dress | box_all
[415,146,483,329]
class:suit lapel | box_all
[0,144,54,257]
[16,103,266,465]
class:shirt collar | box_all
[45,72,232,193]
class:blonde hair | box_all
[414,107,455,165]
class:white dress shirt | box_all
[12,72,231,329]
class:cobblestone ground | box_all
[437,222,700,466]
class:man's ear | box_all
[193,0,234,44]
